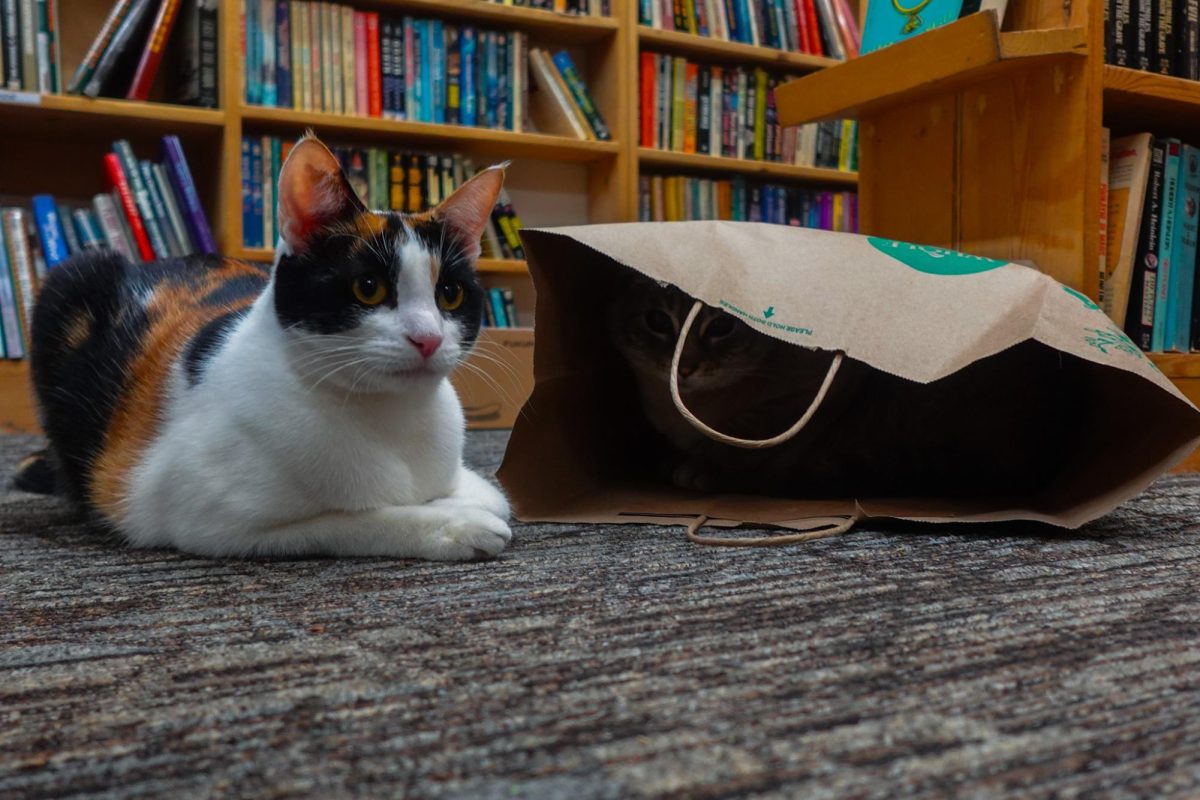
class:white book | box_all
[93,193,135,262]
[709,70,722,156]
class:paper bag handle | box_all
[670,300,844,450]
[686,513,860,547]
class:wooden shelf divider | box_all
[774,13,1087,125]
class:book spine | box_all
[1172,145,1199,350]
[461,26,476,127]
[71,209,101,251]
[2,0,22,89]
[34,0,49,92]
[140,160,183,257]
[341,6,354,113]
[56,202,79,255]
[366,12,381,117]
[639,52,655,147]
[0,222,23,358]
[404,17,416,120]
[102,152,154,261]
[432,19,446,125]
[127,0,183,101]
[352,12,366,114]
[275,1,291,108]
[1136,0,1152,69]
[1113,0,1131,63]
[483,30,497,127]
[1099,127,1111,310]
[30,195,66,267]
[1127,140,1166,349]
[380,17,393,117]
[161,134,217,254]
[1177,0,1199,77]
[446,25,461,125]
[488,288,508,327]
[261,135,275,247]
[261,0,276,105]
[1153,140,1181,351]
[1159,0,1176,73]
[683,62,697,154]
[91,193,132,261]
[153,162,194,255]
[498,30,510,130]
[18,0,35,90]
[502,288,518,328]
[552,50,610,140]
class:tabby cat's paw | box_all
[671,458,719,492]
[423,507,513,561]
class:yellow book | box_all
[838,120,854,171]
[753,68,767,161]
[342,6,355,115]
[833,193,844,231]
[671,57,686,152]
[290,2,303,109]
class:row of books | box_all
[639,174,858,231]
[639,0,860,59]
[64,0,217,105]
[1106,0,1200,79]
[243,3,607,140]
[242,136,525,261]
[1102,130,1200,352]
[0,0,60,93]
[481,285,524,327]
[485,0,610,15]
[0,207,45,358]
[639,54,856,168]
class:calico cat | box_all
[608,276,1075,498]
[16,134,512,560]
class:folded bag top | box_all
[499,221,1200,533]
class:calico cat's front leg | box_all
[238,504,512,561]
[430,466,511,519]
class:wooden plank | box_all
[958,60,1090,288]
[1150,354,1200,378]
[774,13,1086,126]
[364,0,619,42]
[1103,66,1200,144]
[638,26,839,71]
[240,107,621,163]
[857,99,957,245]
[0,94,225,136]
[0,362,37,435]
[638,148,859,185]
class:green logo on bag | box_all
[868,237,1007,275]
[1063,285,1101,310]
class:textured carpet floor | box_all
[2,431,1200,799]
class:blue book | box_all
[460,26,477,126]
[1171,145,1200,351]
[0,226,22,359]
[402,17,416,120]
[250,139,264,249]
[497,33,509,131]
[71,209,103,251]
[245,0,261,105]
[1153,139,1182,352]
[488,287,508,327]
[431,19,445,124]
[241,137,258,249]
[31,194,69,267]
[275,1,291,109]
[484,31,499,129]
[861,0,969,54]
[421,21,435,123]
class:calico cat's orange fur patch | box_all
[90,259,263,521]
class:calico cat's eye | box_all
[352,275,387,306]
[644,309,674,336]
[704,315,736,340]
[437,280,465,311]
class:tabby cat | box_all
[17,134,512,560]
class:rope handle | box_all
[686,513,860,547]
[669,300,844,450]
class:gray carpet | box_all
[3,431,1200,799]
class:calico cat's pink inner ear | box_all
[435,164,506,263]
[277,136,365,254]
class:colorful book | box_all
[1170,144,1200,351]
[102,153,154,261]
[551,50,611,140]
[1153,138,1182,351]
[1126,138,1167,349]
[161,135,216,254]
[30,194,68,268]
[1104,133,1154,326]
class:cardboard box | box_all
[451,327,535,430]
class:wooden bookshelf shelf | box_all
[0,93,226,137]
[233,247,528,274]
[637,26,840,70]
[0,361,35,435]
[1103,66,1200,139]
[638,147,859,184]
[774,13,1087,125]
[1149,353,1200,379]
[369,0,618,42]
[240,106,621,163]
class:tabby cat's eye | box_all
[645,309,674,336]
[437,280,465,311]
[705,315,736,340]
[352,275,387,306]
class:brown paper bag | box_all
[498,222,1200,538]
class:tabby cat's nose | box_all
[408,334,443,360]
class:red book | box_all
[803,0,823,55]
[793,0,812,54]
[639,52,655,148]
[102,153,155,261]
[127,0,184,100]
[366,12,382,118]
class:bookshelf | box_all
[776,6,1200,468]
[0,0,859,434]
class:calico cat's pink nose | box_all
[408,334,443,360]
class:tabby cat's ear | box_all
[277,135,366,255]
[434,164,506,263]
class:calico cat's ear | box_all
[433,163,506,263]
[277,134,366,255]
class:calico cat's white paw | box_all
[419,507,513,560]
[432,468,511,520]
